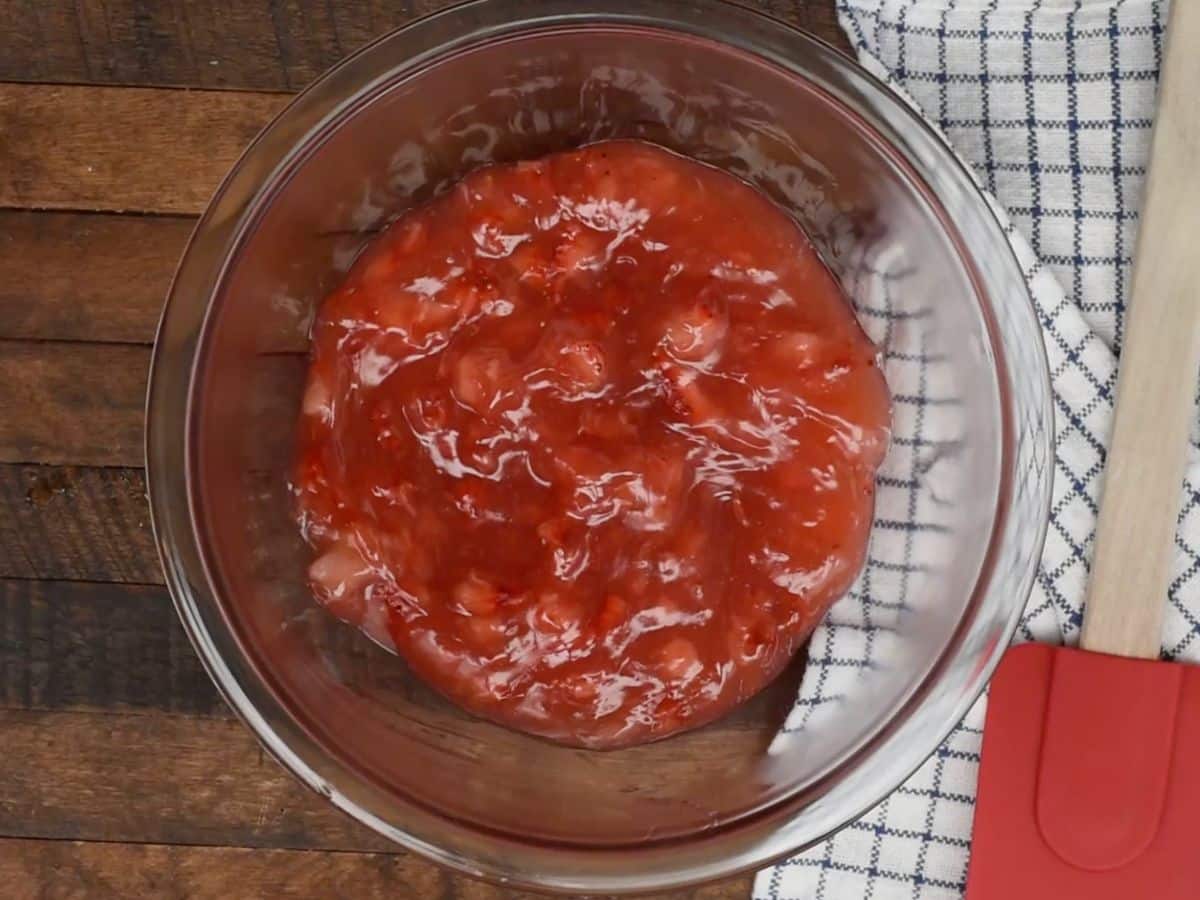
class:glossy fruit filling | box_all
[293,140,890,748]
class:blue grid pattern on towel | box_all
[842,0,1162,354]
[756,1,1196,898]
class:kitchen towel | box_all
[756,1,1192,898]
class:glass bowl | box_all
[146,0,1053,893]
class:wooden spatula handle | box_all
[1081,0,1200,659]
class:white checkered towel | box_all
[756,1,1196,898]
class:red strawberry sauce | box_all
[293,140,890,748]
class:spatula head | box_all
[966,643,1200,899]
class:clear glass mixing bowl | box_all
[146,0,1053,892]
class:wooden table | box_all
[0,2,846,896]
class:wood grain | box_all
[0,342,147,467]
[0,0,848,92]
[0,83,287,214]
[0,465,160,584]
[1081,0,1200,658]
[0,580,219,714]
[0,342,309,469]
[0,211,193,343]
[0,706,755,900]
[0,838,753,900]
[0,839,444,900]
[0,706,392,851]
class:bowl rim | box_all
[145,0,1054,892]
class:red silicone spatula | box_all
[965,3,1200,898]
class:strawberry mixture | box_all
[292,140,890,748]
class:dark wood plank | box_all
[0,83,287,214]
[0,341,309,469]
[0,838,446,900]
[0,837,754,900]
[0,342,146,467]
[0,706,394,851]
[744,0,848,48]
[0,466,160,584]
[0,580,220,715]
[0,1,847,92]
[0,0,441,92]
[0,211,193,343]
